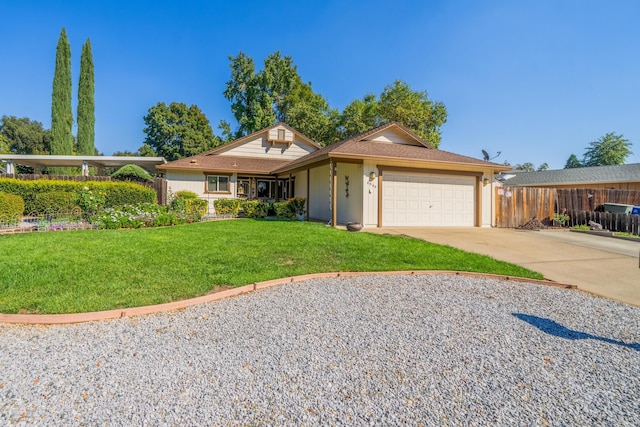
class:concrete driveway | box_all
[366,227,640,307]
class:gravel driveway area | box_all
[1,274,639,426]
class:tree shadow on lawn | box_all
[513,313,640,352]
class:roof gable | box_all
[204,122,320,157]
[157,123,320,174]
[360,123,429,147]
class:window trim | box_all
[205,174,231,194]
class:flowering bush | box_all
[97,203,197,229]
[169,191,208,218]
[213,198,240,217]
[77,186,106,220]
[287,197,306,215]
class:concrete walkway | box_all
[366,227,640,307]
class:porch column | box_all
[306,169,310,220]
[331,161,337,227]
[6,160,15,175]
[475,176,482,227]
[377,170,383,228]
[82,160,89,177]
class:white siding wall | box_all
[368,128,421,146]
[336,162,363,225]
[166,171,237,214]
[308,165,331,221]
[218,136,316,160]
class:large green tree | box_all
[378,80,447,147]
[339,80,447,148]
[223,51,338,144]
[223,51,447,147]
[51,27,73,157]
[0,116,51,154]
[339,94,380,137]
[582,132,633,166]
[143,102,219,161]
[564,154,582,169]
[223,51,274,137]
[77,38,95,156]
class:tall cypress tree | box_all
[77,38,95,156]
[51,27,73,160]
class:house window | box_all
[207,175,229,193]
[277,128,286,141]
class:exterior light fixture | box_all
[483,178,490,185]
[369,171,377,181]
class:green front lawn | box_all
[0,220,543,314]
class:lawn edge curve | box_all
[0,271,575,325]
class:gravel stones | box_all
[1,274,638,425]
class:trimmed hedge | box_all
[273,201,293,219]
[0,192,25,226]
[111,164,153,182]
[31,191,79,214]
[0,178,156,214]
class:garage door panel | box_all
[383,172,475,226]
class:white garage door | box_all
[382,173,475,226]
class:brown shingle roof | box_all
[157,155,290,175]
[158,122,508,176]
[332,140,496,165]
[273,122,507,173]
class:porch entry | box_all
[236,176,295,201]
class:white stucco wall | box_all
[335,162,363,225]
[308,165,331,222]
[483,175,496,227]
[292,170,308,200]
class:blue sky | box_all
[2,0,639,169]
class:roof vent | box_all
[267,127,294,147]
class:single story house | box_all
[499,163,640,190]
[158,122,510,228]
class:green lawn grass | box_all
[0,220,543,314]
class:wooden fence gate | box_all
[494,187,556,228]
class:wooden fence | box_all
[567,209,640,235]
[495,187,640,232]
[556,188,640,212]
[0,174,168,205]
[495,187,556,228]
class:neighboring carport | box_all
[0,154,166,176]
